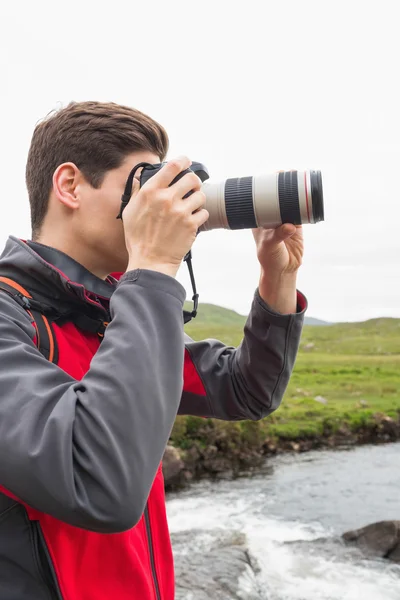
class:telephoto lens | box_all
[126,162,324,231]
[199,170,324,231]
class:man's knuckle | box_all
[171,203,180,215]
[189,173,200,187]
[198,190,206,205]
[139,185,150,199]
[167,159,182,171]
[153,189,169,204]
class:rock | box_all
[295,388,309,396]
[379,416,398,438]
[314,395,328,404]
[162,446,184,489]
[173,531,260,600]
[343,521,400,563]
[355,399,369,409]
[388,543,400,562]
[303,342,315,351]
[263,440,277,455]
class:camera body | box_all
[139,161,210,188]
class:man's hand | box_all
[123,157,209,278]
[252,224,304,314]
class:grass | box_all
[273,353,400,439]
[172,306,400,450]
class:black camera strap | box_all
[117,163,199,324]
[116,162,152,220]
[183,250,199,324]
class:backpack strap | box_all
[0,277,58,364]
[55,311,109,339]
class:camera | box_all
[117,161,324,322]
[137,161,324,230]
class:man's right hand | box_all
[122,156,209,278]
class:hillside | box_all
[305,316,331,326]
[300,317,400,355]
[185,303,246,328]
[184,303,400,355]
[185,302,329,329]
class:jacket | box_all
[0,236,306,599]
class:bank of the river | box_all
[165,410,400,489]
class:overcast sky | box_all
[1,0,399,322]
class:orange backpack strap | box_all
[0,277,58,364]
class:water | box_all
[167,443,400,600]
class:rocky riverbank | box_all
[164,412,400,490]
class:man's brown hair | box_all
[26,101,169,238]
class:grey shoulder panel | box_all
[0,269,185,533]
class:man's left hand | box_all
[252,224,304,314]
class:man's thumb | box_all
[274,223,297,243]
[131,177,141,198]
[118,178,140,220]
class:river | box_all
[167,443,400,600]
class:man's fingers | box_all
[172,171,202,198]
[123,178,140,212]
[272,223,297,243]
[191,208,209,229]
[181,190,206,214]
[120,178,140,220]
[148,156,192,188]
[130,177,140,199]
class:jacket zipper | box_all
[144,505,162,600]
[31,521,63,600]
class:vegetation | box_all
[171,305,400,459]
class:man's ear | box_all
[52,163,82,210]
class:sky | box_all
[0,0,399,323]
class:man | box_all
[0,102,306,600]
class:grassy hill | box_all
[184,303,246,347]
[300,317,400,355]
[185,303,400,355]
[171,304,400,459]
[304,316,331,326]
[185,302,330,328]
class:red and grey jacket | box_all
[0,236,306,600]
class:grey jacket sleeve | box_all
[179,289,306,421]
[0,269,186,533]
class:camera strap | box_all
[183,250,198,324]
[116,162,152,220]
[117,163,200,324]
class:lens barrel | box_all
[278,171,302,225]
[212,170,324,230]
[225,176,257,229]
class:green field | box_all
[171,305,400,451]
